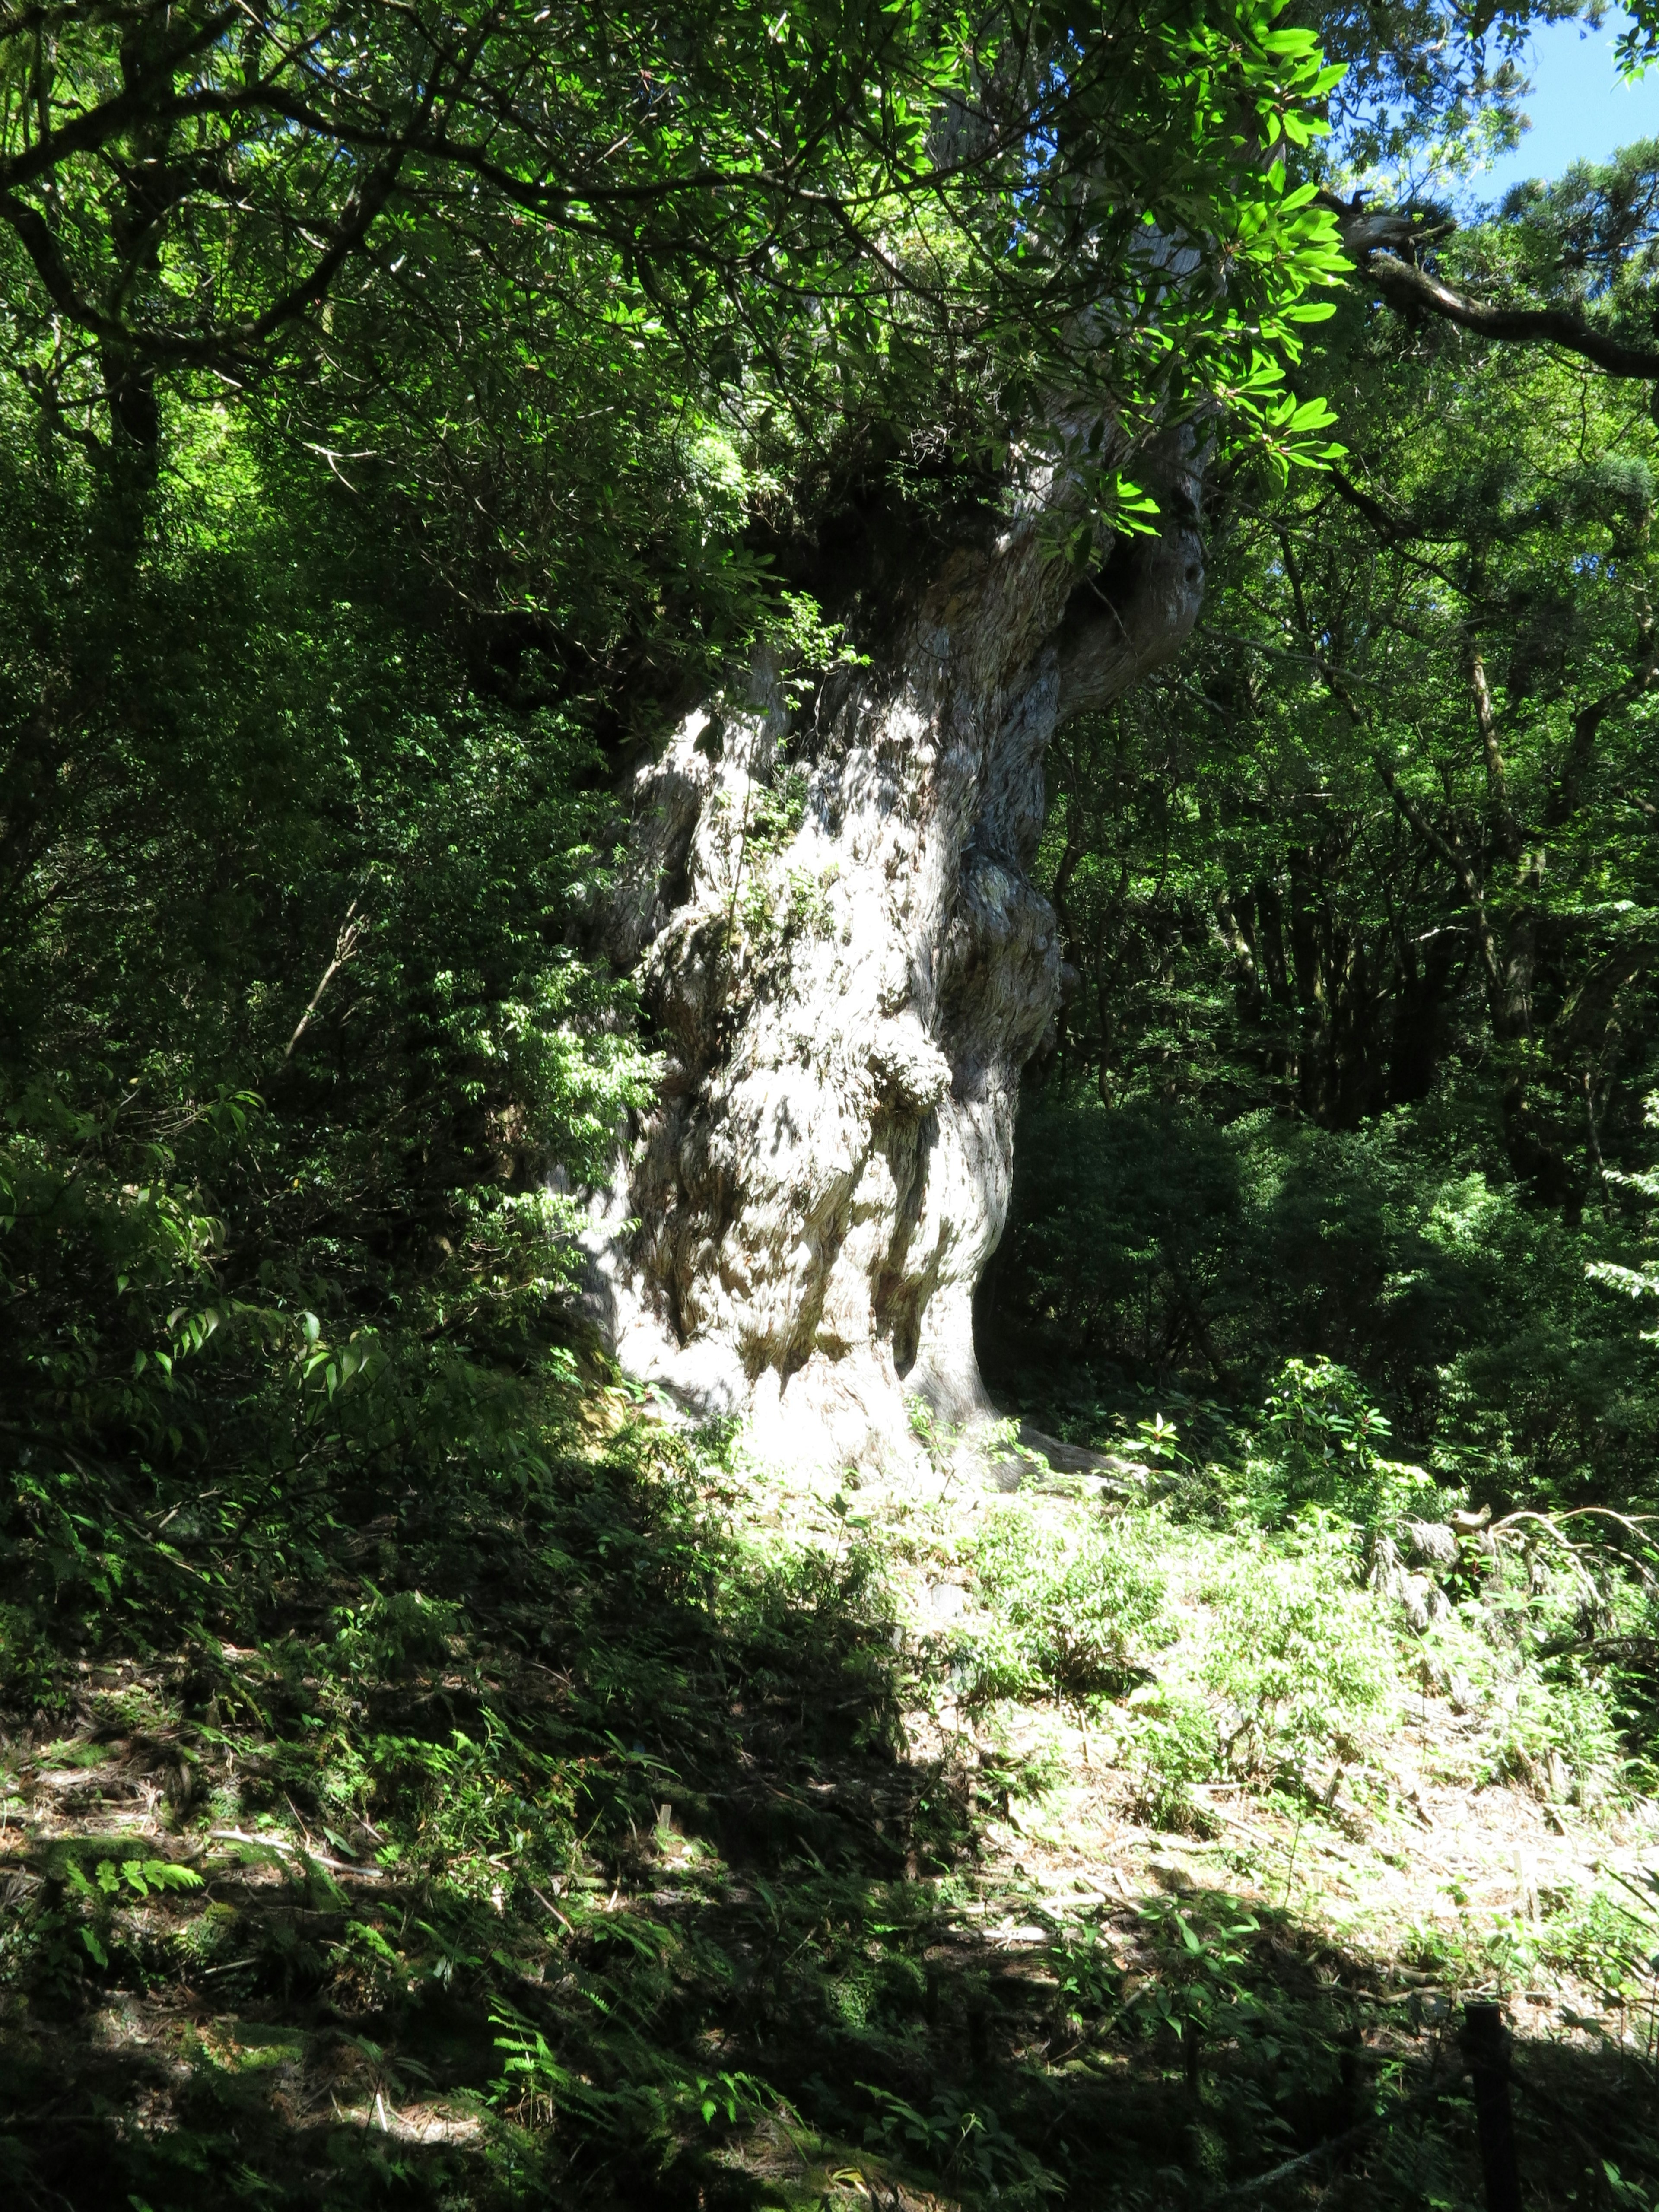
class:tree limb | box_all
[0,8,240,197]
[1366,250,1659,379]
[1318,192,1659,380]
[283,901,367,1064]
[1468,649,1522,862]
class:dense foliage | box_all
[989,142,1659,1518]
[0,0,1362,1700]
[5,1,1659,2206]
[0,0,1350,493]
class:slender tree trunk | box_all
[585,429,1205,1477]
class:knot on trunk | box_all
[866,1019,951,1118]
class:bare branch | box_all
[1319,192,1659,380]
[283,900,368,1064]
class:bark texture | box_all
[585,430,1205,1477]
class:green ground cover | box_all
[4,1360,1658,2210]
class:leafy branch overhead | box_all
[0,0,1347,454]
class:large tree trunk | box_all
[584,428,1204,1479]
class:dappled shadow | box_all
[3,1435,1654,2210]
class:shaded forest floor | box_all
[3,1398,1657,2211]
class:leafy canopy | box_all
[0,0,1348,469]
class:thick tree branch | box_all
[1054,436,1207,721]
[1318,191,1659,379]
[1365,250,1659,378]
[0,9,239,195]
[1326,464,1406,539]
[1,140,407,364]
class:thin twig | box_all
[208,1826,385,1879]
[283,898,366,1062]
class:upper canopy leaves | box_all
[0,0,1346,459]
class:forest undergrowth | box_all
[6,10,1659,2204]
[4,1344,1659,2212]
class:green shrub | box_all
[1417,1550,1637,1806]
[1245,1357,1441,1534]
[1200,1514,1395,1779]
[1117,1683,1221,1832]
[1487,1666,1627,1805]
[992,1095,1659,1516]
[959,1502,1170,1710]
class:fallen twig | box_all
[209,1827,385,1879]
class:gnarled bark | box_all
[585,429,1205,1478]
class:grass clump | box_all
[1117,1683,1222,1833]
[1199,1514,1396,1783]
[956,1500,1170,1710]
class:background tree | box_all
[988,142,1659,1510]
